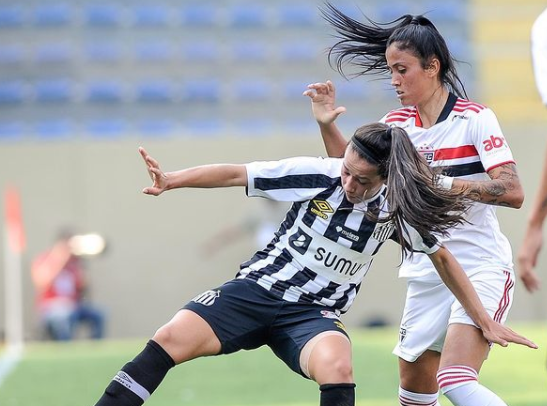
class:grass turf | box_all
[0,324,544,406]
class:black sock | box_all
[94,340,175,406]
[319,383,356,406]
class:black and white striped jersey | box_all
[237,156,439,313]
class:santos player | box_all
[305,4,526,406]
[92,123,535,406]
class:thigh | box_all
[182,278,281,354]
[269,306,349,378]
[440,323,489,371]
[393,279,454,362]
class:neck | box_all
[416,85,449,129]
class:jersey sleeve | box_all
[472,108,515,172]
[245,156,341,202]
[398,221,441,255]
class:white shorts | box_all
[393,268,515,362]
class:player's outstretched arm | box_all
[429,246,538,349]
[303,80,348,158]
[138,147,248,196]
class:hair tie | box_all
[351,136,381,165]
[386,126,393,138]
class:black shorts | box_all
[183,278,349,378]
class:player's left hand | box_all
[139,147,168,196]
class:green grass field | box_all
[0,324,544,406]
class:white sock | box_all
[399,386,441,405]
[437,365,507,406]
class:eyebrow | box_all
[342,162,372,182]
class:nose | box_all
[390,73,400,87]
[343,177,357,193]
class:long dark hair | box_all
[321,2,467,99]
[350,122,468,254]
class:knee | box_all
[310,352,353,383]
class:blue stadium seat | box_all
[0,80,27,104]
[0,121,25,140]
[34,120,73,139]
[32,3,72,27]
[84,42,122,63]
[231,41,268,62]
[183,80,220,103]
[135,80,175,103]
[279,41,319,62]
[180,3,218,27]
[34,79,73,103]
[233,118,274,136]
[277,4,319,27]
[0,45,25,65]
[228,4,268,28]
[34,43,72,64]
[83,4,124,27]
[0,5,24,28]
[132,5,171,27]
[134,41,174,63]
[232,79,271,102]
[137,119,177,136]
[181,41,219,62]
[85,81,125,103]
[86,119,128,137]
[184,118,223,136]
[283,79,310,100]
[335,80,367,100]
[376,3,412,22]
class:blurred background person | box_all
[517,7,547,293]
[31,229,106,341]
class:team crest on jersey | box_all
[416,143,435,164]
[288,228,312,255]
[320,310,340,320]
[372,223,394,243]
[399,326,407,344]
[310,199,334,219]
[192,289,220,306]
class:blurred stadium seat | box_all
[34,43,72,64]
[86,119,128,137]
[228,4,268,28]
[0,45,25,65]
[135,80,175,103]
[32,3,72,27]
[131,4,171,27]
[134,41,175,63]
[183,80,221,103]
[277,4,319,27]
[0,121,25,140]
[0,5,24,28]
[279,41,320,62]
[232,79,272,102]
[83,4,125,27]
[137,119,177,136]
[230,41,268,62]
[181,41,220,62]
[179,3,218,27]
[84,42,123,63]
[34,119,73,139]
[0,80,27,104]
[34,79,73,103]
[85,81,125,103]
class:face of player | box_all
[341,148,385,204]
[386,42,440,107]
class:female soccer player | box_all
[304,4,527,406]
[92,123,535,406]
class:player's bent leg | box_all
[438,323,506,406]
[302,332,355,406]
[94,309,221,406]
[153,309,222,363]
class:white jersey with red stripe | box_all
[532,7,547,105]
[380,93,515,280]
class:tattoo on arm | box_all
[463,163,520,207]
